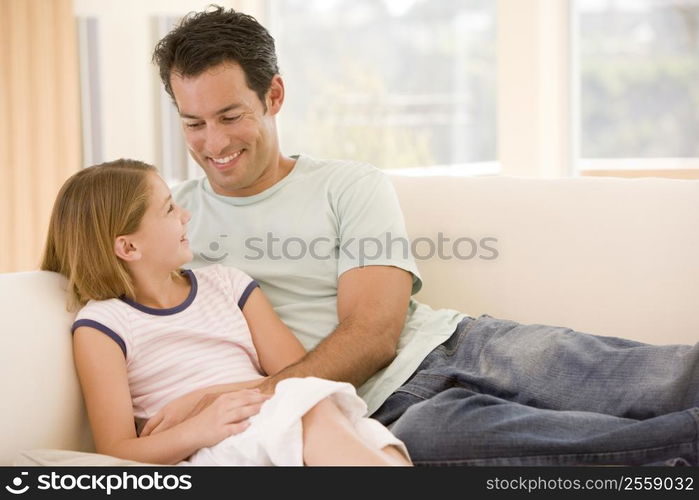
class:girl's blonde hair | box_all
[41,159,157,310]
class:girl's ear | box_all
[114,236,141,262]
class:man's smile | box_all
[209,150,244,170]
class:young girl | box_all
[41,159,411,466]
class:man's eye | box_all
[223,115,241,123]
[185,122,203,129]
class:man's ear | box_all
[265,74,285,115]
[114,236,142,262]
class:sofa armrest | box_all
[0,271,94,465]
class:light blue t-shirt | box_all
[172,154,465,414]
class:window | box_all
[577,0,699,176]
[270,0,497,171]
[72,1,698,180]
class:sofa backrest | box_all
[389,174,699,346]
[2,174,697,464]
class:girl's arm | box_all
[140,286,298,437]
[242,287,307,377]
[73,326,251,464]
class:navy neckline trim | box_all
[119,269,197,316]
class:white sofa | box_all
[2,174,698,465]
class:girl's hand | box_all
[141,378,269,437]
[188,390,272,449]
[140,388,205,437]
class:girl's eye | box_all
[185,122,203,129]
[223,115,241,123]
[167,203,174,214]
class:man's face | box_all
[170,62,282,197]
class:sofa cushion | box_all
[14,449,151,466]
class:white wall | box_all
[497,0,574,178]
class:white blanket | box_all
[179,377,408,466]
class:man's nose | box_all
[204,124,229,157]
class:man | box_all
[154,6,699,465]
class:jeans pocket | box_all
[371,388,425,426]
[437,316,478,357]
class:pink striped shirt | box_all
[72,264,262,419]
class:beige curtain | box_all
[0,0,81,273]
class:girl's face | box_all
[127,172,192,270]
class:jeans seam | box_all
[395,373,455,400]
[413,441,699,466]
[685,407,699,465]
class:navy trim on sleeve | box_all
[71,319,127,358]
[238,280,259,309]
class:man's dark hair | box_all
[152,5,279,108]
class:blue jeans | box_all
[371,315,699,466]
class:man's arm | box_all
[257,264,413,393]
